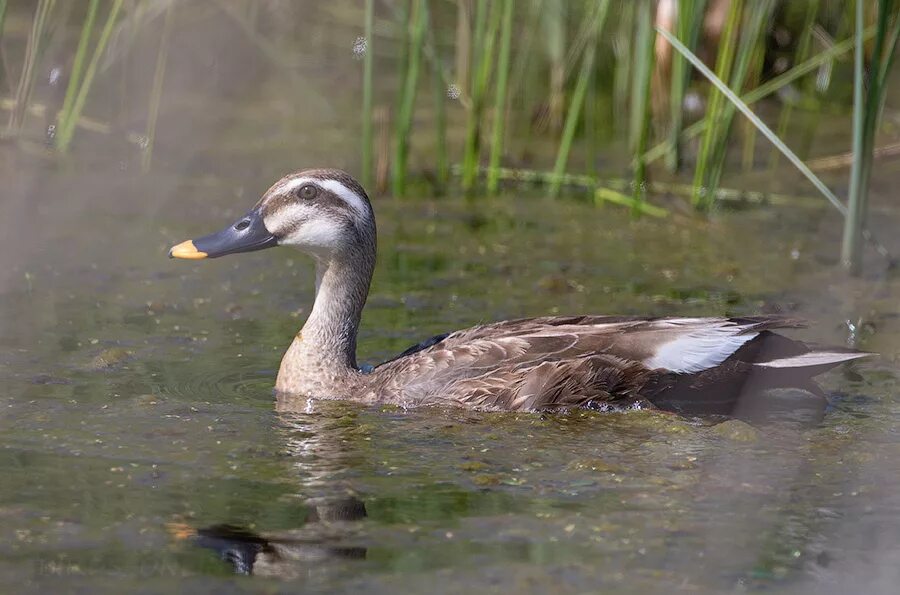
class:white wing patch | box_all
[645,323,758,373]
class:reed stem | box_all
[58,0,99,141]
[841,0,900,273]
[549,1,610,198]
[391,0,427,197]
[640,26,876,168]
[361,0,375,189]
[461,0,500,192]
[486,0,514,194]
[55,0,123,152]
[665,0,707,172]
[141,1,174,173]
[691,0,742,210]
[630,0,656,212]
[7,0,55,134]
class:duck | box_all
[169,168,870,413]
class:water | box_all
[2,2,900,592]
[2,163,899,593]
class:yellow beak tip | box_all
[169,240,208,260]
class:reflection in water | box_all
[175,397,370,578]
[189,497,367,578]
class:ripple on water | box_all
[156,358,277,405]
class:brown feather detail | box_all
[368,315,815,410]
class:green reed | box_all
[141,1,174,173]
[7,0,55,134]
[841,0,900,273]
[702,1,774,202]
[691,0,742,209]
[639,25,875,168]
[629,0,656,211]
[56,0,123,152]
[461,0,501,192]
[665,0,707,173]
[739,34,767,172]
[361,0,375,189]
[0,1,9,80]
[429,29,449,194]
[486,0,514,194]
[768,0,821,171]
[392,0,427,197]
[58,0,98,143]
[543,1,566,133]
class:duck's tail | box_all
[648,331,873,416]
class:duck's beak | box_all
[169,208,278,259]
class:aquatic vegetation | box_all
[360,0,375,188]
[0,0,896,272]
[55,0,124,152]
[841,0,900,273]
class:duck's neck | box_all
[296,253,374,370]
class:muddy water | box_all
[1,159,899,593]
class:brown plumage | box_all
[169,169,871,414]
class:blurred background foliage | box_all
[1,0,898,271]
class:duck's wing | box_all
[372,315,811,409]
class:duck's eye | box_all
[297,184,318,200]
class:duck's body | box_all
[170,169,869,413]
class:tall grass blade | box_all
[7,0,55,134]
[665,0,707,172]
[543,1,566,133]
[841,0,900,273]
[141,1,174,173]
[55,0,124,152]
[691,0,742,210]
[392,0,427,197]
[703,1,774,198]
[429,33,449,194]
[486,0,514,194]
[0,0,10,86]
[768,0,820,171]
[656,25,846,215]
[841,0,868,274]
[549,1,610,198]
[629,0,655,154]
[639,26,876,168]
[58,0,99,140]
[630,0,656,212]
[740,34,767,171]
[361,0,375,189]
[461,0,501,192]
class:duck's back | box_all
[369,316,868,411]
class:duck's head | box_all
[168,169,375,261]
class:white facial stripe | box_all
[263,203,308,235]
[272,177,370,223]
[287,217,344,250]
[317,179,370,222]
